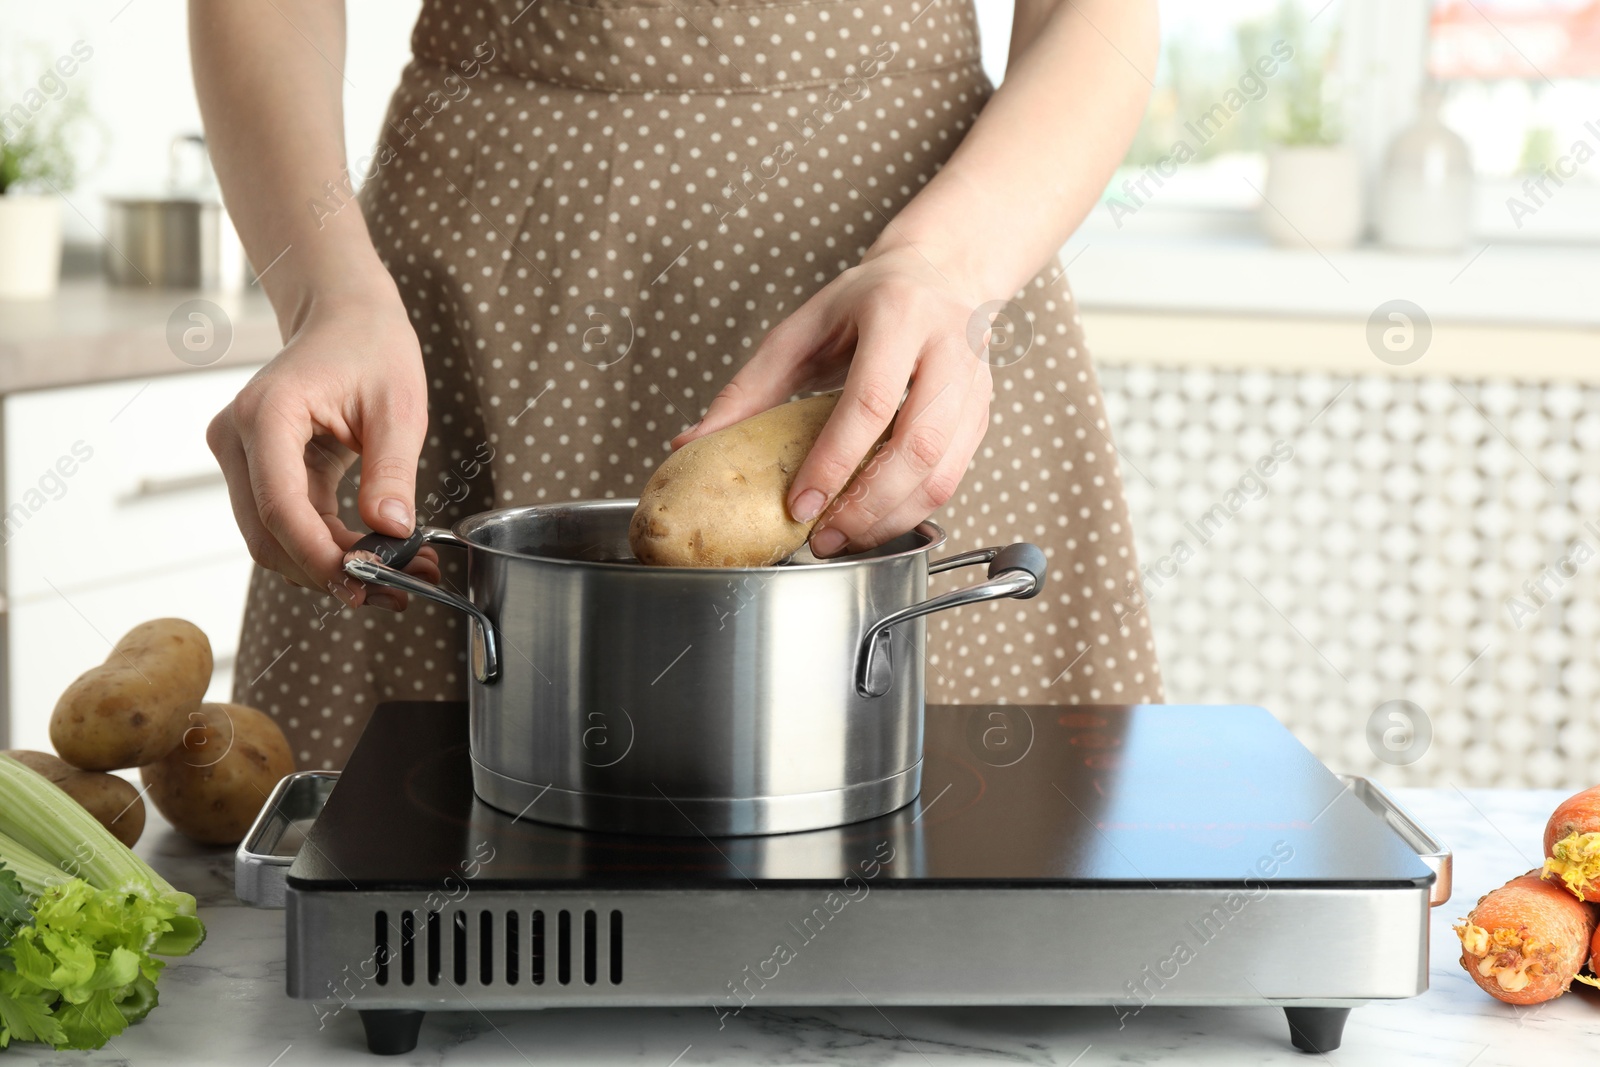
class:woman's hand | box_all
[207,289,439,609]
[673,0,1156,557]
[673,245,992,557]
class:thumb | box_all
[671,377,780,450]
[356,397,426,537]
[671,299,830,449]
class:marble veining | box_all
[9,789,1600,1065]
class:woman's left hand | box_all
[672,245,993,557]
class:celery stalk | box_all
[0,759,208,1051]
[0,830,69,897]
[0,756,200,954]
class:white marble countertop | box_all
[11,788,1600,1066]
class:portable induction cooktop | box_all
[237,702,1450,1056]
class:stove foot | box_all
[360,1009,425,1055]
[1282,1006,1350,1053]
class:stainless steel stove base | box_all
[469,756,924,836]
[286,883,1429,1053]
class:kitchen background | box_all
[1,0,1597,788]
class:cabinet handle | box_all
[116,470,228,506]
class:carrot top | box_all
[1543,831,1600,899]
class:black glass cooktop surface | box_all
[287,702,1433,892]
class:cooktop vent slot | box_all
[532,909,546,985]
[557,910,572,985]
[609,909,623,985]
[583,910,597,985]
[505,909,520,984]
[374,909,390,986]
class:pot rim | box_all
[448,499,948,573]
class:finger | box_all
[671,295,839,447]
[209,409,319,589]
[309,438,442,599]
[811,348,978,551]
[242,403,351,598]
[327,525,441,611]
[309,442,417,609]
[825,377,990,553]
[304,435,355,523]
[355,392,427,539]
[305,435,368,557]
[402,544,442,585]
[786,319,917,525]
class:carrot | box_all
[1542,785,1600,901]
[1454,871,1597,1004]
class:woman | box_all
[192,0,1162,769]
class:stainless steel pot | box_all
[103,135,247,289]
[344,500,1046,837]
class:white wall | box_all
[0,0,421,241]
[974,0,1015,85]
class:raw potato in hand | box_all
[50,618,213,771]
[1454,871,1597,1003]
[141,702,295,845]
[2,749,146,848]
[1542,784,1600,901]
[631,392,868,567]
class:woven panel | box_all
[1100,364,1600,788]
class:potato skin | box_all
[1455,871,1597,1004]
[630,392,847,567]
[51,619,213,771]
[3,749,146,848]
[141,702,295,846]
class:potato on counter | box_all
[141,702,295,845]
[2,749,146,848]
[51,618,213,771]
[630,392,878,567]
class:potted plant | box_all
[1258,9,1363,250]
[0,55,90,300]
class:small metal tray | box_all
[1338,773,1452,907]
[235,769,340,908]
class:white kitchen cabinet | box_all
[2,367,259,751]
[6,560,253,753]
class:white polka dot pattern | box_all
[231,0,1163,770]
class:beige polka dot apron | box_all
[231,0,1162,770]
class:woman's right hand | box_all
[207,290,438,610]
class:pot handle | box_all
[856,542,1048,698]
[342,528,502,685]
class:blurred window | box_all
[1103,0,1600,241]
[1119,0,1342,212]
[1431,0,1600,179]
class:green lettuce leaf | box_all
[53,988,131,1051]
[0,863,26,951]
[0,970,66,1049]
[0,876,188,1050]
[115,973,159,1025]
